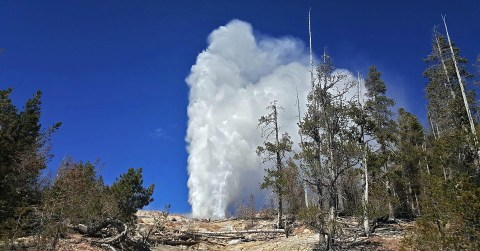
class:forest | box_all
[1,17,480,251]
[254,18,480,250]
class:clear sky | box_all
[1,0,479,213]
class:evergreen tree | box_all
[256,100,293,229]
[403,29,480,250]
[363,66,397,221]
[424,32,479,179]
[298,51,357,249]
[424,32,475,135]
[110,168,155,224]
[45,159,116,225]
[395,108,424,217]
[0,89,61,238]
[349,66,397,234]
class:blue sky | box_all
[1,0,479,213]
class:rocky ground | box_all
[136,211,412,251]
[32,211,411,250]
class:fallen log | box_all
[99,243,117,251]
[73,219,128,249]
[75,219,126,238]
[145,235,200,246]
[162,240,199,246]
[191,229,285,237]
[93,221,127,244]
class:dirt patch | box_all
[139,211,412,251]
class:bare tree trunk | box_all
[434,28,455,98]
[408,181,416,215]
[362,149,370,235]
[428,112,437,140]
[273,105,283,229]
[357,73,370,235]
[327,130,336,249]
[309,9,314,90]
[296,88,309,208]
[429,114,451,179]
[415,193,421,216]
[442,163,448,180]
[382,151,395,220]
[386,179,395,220]
[443,15,480,174]
[328,200,335,250]
[422,136,431,175]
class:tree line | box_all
[256,20,480,250]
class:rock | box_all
[228,239,242,245]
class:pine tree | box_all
[0,89,61,238]
[298,51,357,249]
[46,159,115,225]
[362,66,397,223]
[403,26,480,250]
[424,32,475,135]
[256,100,293,229]
[396,108,424,217]
[110,168,155,224]
[424,31,478,179]
[348,74,370,234]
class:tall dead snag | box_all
[442,16,477,142]
[296,87,309,208]
[404,20,480,249]
[442,16,480,174]
[425,17,479,179]
[353,73,370,235]
[434,27,455,99]
[256,100,293,229]
[297,9,315,208]
[308,9,314,90]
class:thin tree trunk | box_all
[428,111,437,140]
[422,136,431,175]
[327,129,336,249]
[383,151,395,220]
[273,104,283,229]
[357,74,370,235]
[408,181,416,215]
[362,148,369,235]
[328,201,335,250]
[434,29,455,98]
[443,15,480,174]
[296,88,309,208]
[309,9,314,90]
[386,179,395,220]
[415,193,421,216]
[442,163,448,180]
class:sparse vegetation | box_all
[0,89,155,250]
[1,11,480,251]
[235,193,256,228]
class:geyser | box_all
[185,20,359,218]
[185,20,310,218]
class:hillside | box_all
[137,211,410,251]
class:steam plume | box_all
[186,20,357,218]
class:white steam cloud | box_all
[186,20,357,218]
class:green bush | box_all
[109,168,154,224]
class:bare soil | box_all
[32,211,410,250]
[136,211,412,251]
